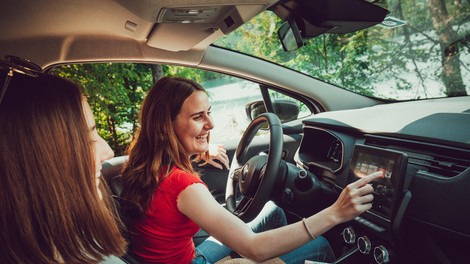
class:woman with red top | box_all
[120,76,383,264]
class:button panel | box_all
[354,216,385,233]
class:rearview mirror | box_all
[278,20,304,52]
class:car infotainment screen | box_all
[349,145,408,220]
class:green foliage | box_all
[51,63,155,155]
[216,0,469,98]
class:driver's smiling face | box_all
[173,90,214,156]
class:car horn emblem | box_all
[241,164,249,181]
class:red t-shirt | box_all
[130,167,205,264]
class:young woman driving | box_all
[120,76,383,264]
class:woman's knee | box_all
[265,201,287,224]
[306,236,335,262]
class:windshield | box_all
[215,0,470,100]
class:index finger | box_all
[207,159,223,169]
[352,171,383,187]
[217,145,226,153]
[220,154,230,169]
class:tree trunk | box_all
[427,0,467,96]
[107,114,121,155]
[151,64,164,83]
[390,0,430,97]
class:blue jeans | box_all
[193,201,335,264]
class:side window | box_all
[268,90,312,119]
[203,79,263,142]
[51,63,310,154]
[166,66,264,143]
[169,67,312,142]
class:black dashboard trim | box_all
[299,125,346,174]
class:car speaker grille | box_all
[364,135,470,178]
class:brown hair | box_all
[0,70,126,263]
[120,76,209,219]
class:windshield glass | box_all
[215,0,470,100]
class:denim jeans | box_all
[192,201,335,264]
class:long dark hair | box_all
[120,76,208,219]
[0,70,126,263]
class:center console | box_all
[334,145,411,264]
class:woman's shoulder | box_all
[159,166,206,197]
[168,167,203,184]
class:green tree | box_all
[427,0,467,96]
[51,63,155,155]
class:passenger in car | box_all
[0,67,127,263]
[120,76,383,264]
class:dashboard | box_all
[294,96,470,264]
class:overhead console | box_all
[147,2,277,51]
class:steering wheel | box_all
[225,113,283,222]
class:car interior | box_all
[1,0,470,264]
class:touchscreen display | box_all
[349,145,407,220]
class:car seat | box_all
[101,156,140,264]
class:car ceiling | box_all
[0,0,278,68]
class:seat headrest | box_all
[101,156,128,183]
[101,156,128,196]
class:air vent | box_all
[406,152,469,178]
[327,138,343,163]
[364,135,470,178]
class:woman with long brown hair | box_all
[0,59,127,264]
[121,76,383,264]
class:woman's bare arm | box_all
[178,171,383,262]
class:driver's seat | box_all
[101,156,140,264]
[101,156,128,198]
